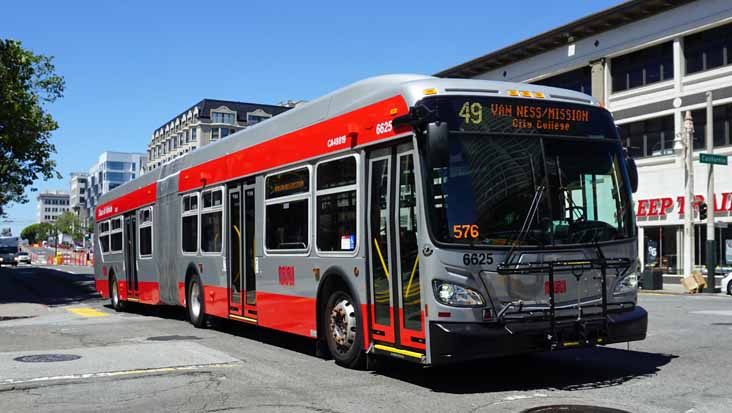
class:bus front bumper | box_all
[429,306,647,365]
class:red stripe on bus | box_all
[361,304,370,349]
[256,291,316,338]
[178,282,186,306]
[96,279,110,299]
[370,305,396,344]
[203,285,229,318]
[399,308,426,350]
[178,95,409,192]
[135,281,161,304]
[95,183,157,220]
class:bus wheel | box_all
[187,275,208,328]
[110,275,125,312]
[324,290,364,368]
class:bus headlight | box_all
[613,272,639,295]
[432,280,485,307]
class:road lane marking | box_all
[0,362,238,386]
[66,308,109,318]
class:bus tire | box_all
[187,274,208,328]
[110,274,125,312]
[323,289,364,369]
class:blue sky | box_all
[0,0,620,235]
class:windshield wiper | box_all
[502,185,546,268]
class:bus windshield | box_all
[421,96,634,247]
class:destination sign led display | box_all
[427,96,618,138]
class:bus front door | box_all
[228,182,257,322]
[367,143,425,352]
[124,213,139,299]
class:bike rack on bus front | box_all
[496,256,632,349]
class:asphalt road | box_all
[1,265,731,412]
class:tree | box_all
[20,222,53,244]
[55,211,83,242]
[0,39,65,216]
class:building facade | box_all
[145,99,290,172]
[69,172,89,223]
[437,0,732,277]
[37,191,70,223]
[86,152,147,223]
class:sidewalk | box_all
[640,282,729,297]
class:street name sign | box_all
[699,153,728,165]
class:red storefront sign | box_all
[636,192,732,217]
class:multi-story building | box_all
[86,152,147,223]
[436,0,732,280]
[145,99,291,172]
[69,172,89,223]
[37,190,70,223]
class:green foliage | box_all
[20,222,54,244]
[0,39,65,216]
[54,211,84,242]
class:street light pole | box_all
[705,92,718,292]
[682,111,695,280]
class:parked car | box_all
[14,251,31,264]
[73,245,85,252]
[722,273,732,296]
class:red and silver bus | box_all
[93,74,647,367]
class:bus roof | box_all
[96,74,599,218]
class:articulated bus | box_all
[94,74,647,367]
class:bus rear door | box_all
[228,181,257,322]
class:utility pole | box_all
[705,92,718,292]
[682,111,695,280]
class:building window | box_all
[265,167,310,251]
[619,115,674,158]
[534,66,591,95]
[211,112,236,124]
[685,23,732,75]
[691,103,732,149]
[110,217,123,253]
[181,193,199,253]
[201,188,223,253]
[247,112,271,124]
[316,156,357,253]
[191,128,197,142]
[611,42,673,92]
[138,207,153,258]
[211,127,235,141]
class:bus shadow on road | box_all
[372,347,677,394]
[112,303,319,357]
[0,267,100,307]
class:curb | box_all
[640,290,728,297]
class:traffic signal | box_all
[699,202,708,220]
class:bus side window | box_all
[181,193,199,254]
[99,221,110,254]
[265,166,311,252]
[315,155,358,253]
[201,188,224,253]
[138,207,153,257]
[109,217,123,253]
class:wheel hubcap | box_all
[329,298,356,354]
[112,281,118,305]
[190,282,201,318]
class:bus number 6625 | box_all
[463,253,493,266]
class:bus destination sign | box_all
[435,96,616,138]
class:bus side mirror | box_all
[625,153,638,193]
[427,122,449,165]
